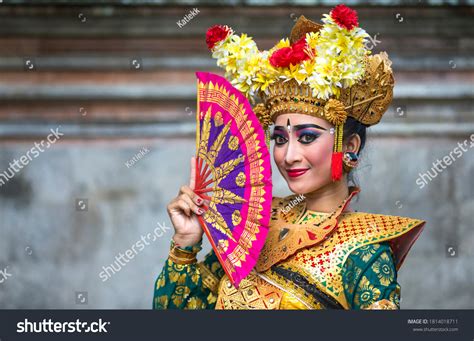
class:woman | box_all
[153,5,425,310]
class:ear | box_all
[343,133,362,155]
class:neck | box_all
[303,177,350,213]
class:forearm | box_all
[153,240,224,310]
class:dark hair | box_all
[342,117,367,186]
[343,116,367,155]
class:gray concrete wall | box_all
[0,1,472,309]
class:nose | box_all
[284,136,303,165]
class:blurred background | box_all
[0,0,472,309]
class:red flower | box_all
[206,25,232,50]
[330,4,359,31]
[269,37,311,68]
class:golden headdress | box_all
[205,4,394,181]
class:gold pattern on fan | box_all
[197,107,248,242]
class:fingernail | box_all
[196,198,203,204]
[197,208,204,215]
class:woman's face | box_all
[272,113,335,195]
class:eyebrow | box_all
[274,124,327,131]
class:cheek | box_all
[273,145,284,165]
[305,134,334,168]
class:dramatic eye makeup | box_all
[296,129,321,144]
[272,123,327,146]
[270,126,288,146]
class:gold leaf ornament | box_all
[323,99,348,126]
[253,103,273,130]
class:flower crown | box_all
[205,4,394,181]
[207,5,372,99]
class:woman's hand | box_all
[166,156,206,247]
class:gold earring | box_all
[343,152,359,172]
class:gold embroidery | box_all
[280,292,308,310]
[363,299,398,310]
[358,244,380,263]
[372,252,394,286]
[207,292,217,305]
[259,268,327,309]
[186,297,206,309]
[215,273,283,310]
[171,285,191,306]
[256,187,360,272]
[197,262,220,294]
[389,285,401,307]
[156,274,166,289]
[354,276,381,308]
[270,208,424,308]
[215,191,424,310]
[168,261,188,285]
[155,295,169,308]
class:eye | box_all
[297,131,320,144]
[270,134,288,146]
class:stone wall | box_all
[0,1,472,308]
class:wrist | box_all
[172,233,203,249]
[168,237,202,265]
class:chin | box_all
[286,179,315,195]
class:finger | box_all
[180,193,204,215]
[189,156,196,191]
[167,198,186,216]
[180,185,204,207]
[176,199,192,217]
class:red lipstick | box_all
[286,168,309,178]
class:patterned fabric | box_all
[342,242,400,309]
[153,241,225,310]
[153,241,400,309]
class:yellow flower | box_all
[273,38,290,50]
[305,32,319,49]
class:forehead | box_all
[274,113,331,129]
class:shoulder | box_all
[344,242,394,268]
[338,211,426,249]
[339,212,426,271]
[340,211,425,229]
